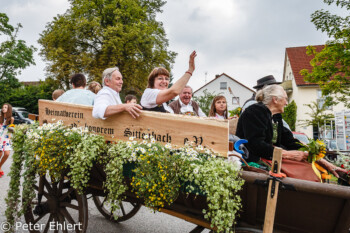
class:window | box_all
[232,97,240,105]
[220,82,227,90]
[317,89,332,110]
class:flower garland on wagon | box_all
[5,121,244,233]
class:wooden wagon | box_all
[21,101,350,233]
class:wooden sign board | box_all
[38,100,229,156]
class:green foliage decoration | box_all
[5,122,107,232]
[6,123,244,233]
[229,107,242,117]
[105,136,244,232]
[104,141,132,218]
[67,131,107,194]
[282,100,297,131]
[5,124,29,232]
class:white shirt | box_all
[140,88,174,113]
[56,89,96,106]
[215,113,226,120]
[92,86,122,119]
[178,99,206,117]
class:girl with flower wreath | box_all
[0,103,14,178]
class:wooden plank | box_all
[159,208,216,231]
[263,147,283,233]
[38,100,229,156]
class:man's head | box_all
[253,75,281,90]
[52,89,65,100]
[102,67,123,92]
[70,73,87,88]
[125,94,137,104]
[179,85,193,105]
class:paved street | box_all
[0,154,210,233]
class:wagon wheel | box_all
[24,174,88,233]
[93,195,141,222]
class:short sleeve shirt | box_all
[92,86,123,119]
[56,89,95,106]
[140,88,174,113]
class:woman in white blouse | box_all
[140,51,197,113]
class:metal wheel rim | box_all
[92,195,141,222]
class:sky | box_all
[1,0,347,91]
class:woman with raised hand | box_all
[140,51,197,113]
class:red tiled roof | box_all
[286,45,324,86]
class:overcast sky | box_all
[1,0,347,91]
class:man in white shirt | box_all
[57,74,95,105]
[92,67,142,119]
[169,85,206,117]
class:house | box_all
[21,81,41,86]
[193,73,255,112]
[282,45,345,138]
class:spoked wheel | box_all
[93,195,141,222]
[24,174,88,233]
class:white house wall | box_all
[285,57,345,138]
[193,74,254,111]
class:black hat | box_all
[253,75,281,89]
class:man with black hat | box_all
[241,75,291,130]
[242,75,281,111]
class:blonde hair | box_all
[52,89,65,100]
[208,95,228,119]
[88,81,102,94]
[256,85,285,105]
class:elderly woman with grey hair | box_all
[92,67,142,119]
[236,84,346,180]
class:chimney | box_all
[215,74,220,79]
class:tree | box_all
[7,79,59,114]
[299,101,334,138]
[0,13,36,104]
[300,0,350,108]
[192,89,219,116]
[39,0,176,94]
[282,100,297,131]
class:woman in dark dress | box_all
[236,85,346,178]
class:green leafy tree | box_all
[0,13,36,103]
[299,101,334,135]
[8,79,59,113]
[192,89,219,116]
[282,100,297,131]
[300,0,350,108]
[39,0,176,94]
